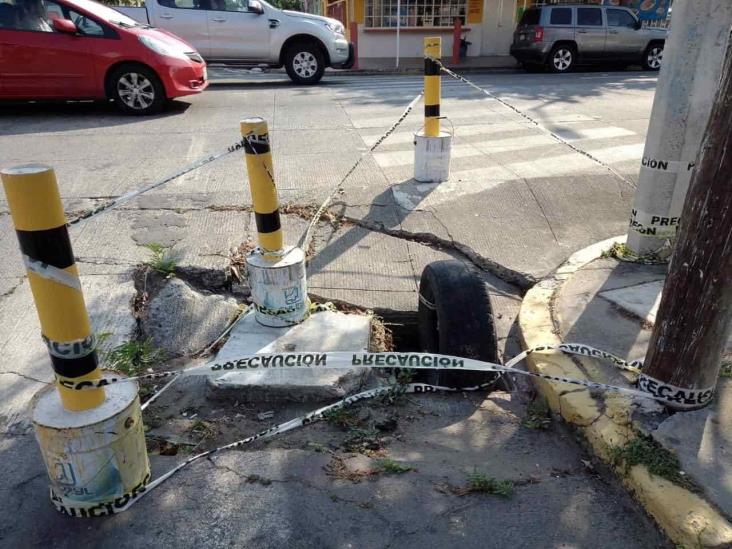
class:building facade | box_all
[318,0,670,62]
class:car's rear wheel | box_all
[284,43,325,84]
[643,43,663,71]
[108,64,165,115]
[548,45,575,73]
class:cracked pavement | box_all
[0,70,670,547]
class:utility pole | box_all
[627,0,732,254]
[638,33,732,411]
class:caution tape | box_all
[50,341,718,517]
[299,92,424,254]
[428,57,638,190]
[59,342,643,393]
[23,255,82,291]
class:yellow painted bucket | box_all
[32,375,150,517]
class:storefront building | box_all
[317,0,670,62]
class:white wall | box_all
[480,0,516,55]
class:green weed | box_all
[144,243,178,276]
[105,338,166,377]
[522,398,552,430]
[374,458,413,474]
[466,470,514,498]
[609,434,692,488]
[720,360,732,378]
[324,408,360,430]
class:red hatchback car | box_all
[0,0,207,114]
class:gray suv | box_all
[510,4,666,73]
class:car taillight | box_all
[534,26,544,42]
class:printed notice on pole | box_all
[628,208,680,238]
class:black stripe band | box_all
[16,226,74,270]
[424,105,440,117]
[50,351,99,378]
[243,137,271,155]
[255,210,282,234]
[424,59,440,76]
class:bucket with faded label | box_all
[246,246,308,327]
[414,130,452,183]
[32,375,150,516]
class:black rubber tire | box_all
[417,260,499,389]
[642,43,664,71]
[108,64,166,115]
[547,44,575,73]
[284,43,326,84]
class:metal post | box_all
[240,118,309,327]
[1,164,105,411]
[627,0,732,254]
[452,17,462,64]
[638,34,732,411]
[424,36,441,137]
[395,0,401,69]
[240,117,284,255]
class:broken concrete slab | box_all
[143,277,241,358]
[210,310,373,402]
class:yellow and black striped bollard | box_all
[1,165,105,411]
[241,117,283,255]
[424,36,442,138]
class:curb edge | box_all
[517,235,732,548]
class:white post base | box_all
[246,246,308,328]
[414,131,452,183]
[32,377,150,516]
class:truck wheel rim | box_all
[117,72,155,110]
[553,49,572,71]
[293,52,318,78]
[648,47,663,69]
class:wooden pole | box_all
[639,32,732,410]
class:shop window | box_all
[365,0,466,28]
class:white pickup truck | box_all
[115,0,353,83]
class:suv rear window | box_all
[550,7,572,25]
[519,8,540,26]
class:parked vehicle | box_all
[115,0,354,84]
[0,0,207,114]
[510,4,667,73]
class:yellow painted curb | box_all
[517,237,732,549]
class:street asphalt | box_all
[0,68,670,547]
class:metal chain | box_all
[299,91,424,254]
[66,137,252,228]
[428,56,637,189]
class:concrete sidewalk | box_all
[518,236,732,548]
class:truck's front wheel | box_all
[285,43,325,84]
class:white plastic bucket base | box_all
[32,376,149,513]
[246,246,308,327]
[414,131,452,183]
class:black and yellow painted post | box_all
[1,165,105,411]
[424,36,442,138]
[241,117,284,255]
